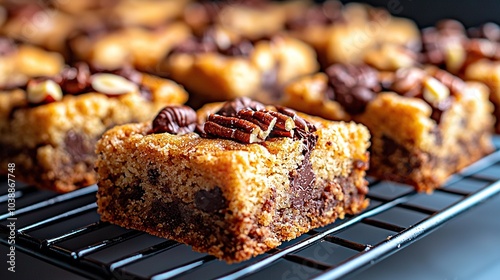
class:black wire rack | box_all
[2,137,500,280]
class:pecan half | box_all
[204,114,263,143]
[237,109,277,139]
[152,106,197,135]
[276,106,317,133]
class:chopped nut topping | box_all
[91,73,138,96]
[152,105,197,135]
[202,99,317,143]
[276,106,317,133]
[237,109,277,139]
[422,76,450,107]
[27,79,63,104]
[204,114,263,143]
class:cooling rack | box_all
[2,137,500,280]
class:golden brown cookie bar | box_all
[286,1,420,66]
[96,98,370,262]
[0,2,77,54]
[69,22,191,72]
[163,29,319,106]
[0,63,187,192]
[0,37,64,90]
[283,65,494,192]
[420,20,500,132]
[182,0,308,40]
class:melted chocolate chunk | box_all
[64,130,91,163]
[215,97,265,117]
[326,64,380,115]
[152,106,197,135]
[58,62,91,95]
[288,133,318,208]
[194,187,227,213]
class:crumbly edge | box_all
[96,119,370,262]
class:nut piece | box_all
[90,73,138,96]
[237,109,277,139]
[276,106,317,133]
[204,114,263,144]
[27,79,63,104]
[422,76,450,106]
[152,105,197,135]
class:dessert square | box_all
[0,37,64,90]
[420,20,500,131]
[162,29,319,106]
[96,98,370,262]
[0,63,188,192]
[282,65,494,192]
[285,1,420,67]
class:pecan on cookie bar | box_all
[96,98,370,262]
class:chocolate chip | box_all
[58,62,91,95]
[152,105,197,135]
[118,185,145,208]
[147,168,160,185]
[194,187,227,213]
[139,85,153,101]
[216,97,265,117]
[64,130,91,163]
[326,64,379,115]
[218,40,254,57]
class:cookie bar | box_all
[68,22,191,71]
[285,1,420,67]
[420,20,500,132]
[0,63,187,192]
[96,98,370,262]
[283,65,494,192]
[0,36,64,90]
[182,0,307,41]
[163,29,319,106]
[0,2,77,54]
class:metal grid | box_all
[2,137,500,279]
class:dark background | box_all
[339,0,500,27]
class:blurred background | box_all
[340,0,500,27]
